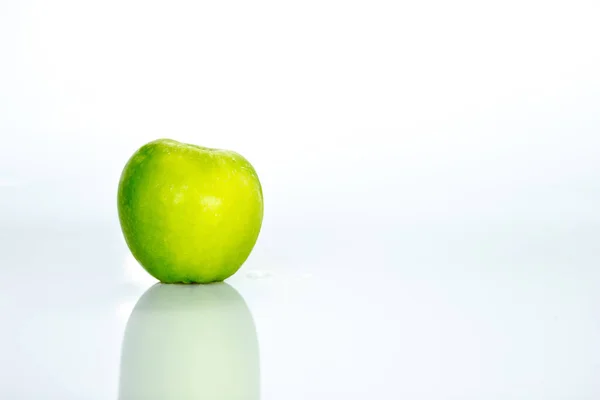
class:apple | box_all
[118,283,259,400]
[118,139,263,283]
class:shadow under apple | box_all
[118,283,260,400]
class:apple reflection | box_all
[118,283,259,400]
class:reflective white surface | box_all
[2,0,600,398]
[2,217,600,398]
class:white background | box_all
[1,0,600,398]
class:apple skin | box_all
[118,139,263,283]
[118,283,259,400]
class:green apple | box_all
[118,139,263,283]
[118,283,259,400]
